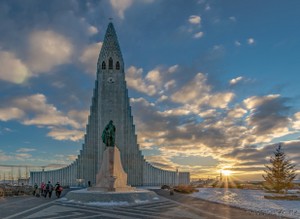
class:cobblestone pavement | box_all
[0,190,289,219]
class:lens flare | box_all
[222,170,232,176]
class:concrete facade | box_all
[30,22,190,187]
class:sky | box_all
[0,0,300,181]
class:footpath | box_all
[0,189,289,219]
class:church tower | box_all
[82,22,144,186]
[30,22,190,187]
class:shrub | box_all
[161,185,170,190]
[174,185,198,194]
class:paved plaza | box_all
[0,189,286,219]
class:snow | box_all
[71,188,152,194]
[190,188,300,219]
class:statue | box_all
[102,120,116,147]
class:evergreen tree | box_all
[263,144,297,193]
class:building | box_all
[30,22,190,187]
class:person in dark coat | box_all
[55,182,63,198]
[33,183,38,196]
[45,181,53,198]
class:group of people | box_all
[33,181,63,198]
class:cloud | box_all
[235,41,241,47]
[229,16,236,22]
[47,128,85,141]
[227,106,247,118]
[244,95,280,110]
[127,86,297,178]
[0,107,25,121]
[126,65,298,177]
[222,142,300,174]
[164,80,176,91]
[193,31,204,39]
[206,45,226,60]
[79,42,102,74]
[13,94,81,128]
[87,25,98,36]
[15,153,32,160]
[146,70,162,84]
[292,112,300,130]
[0,50,31,84]
[157,95,168,102]
[247,38,255,45]
[171,73,234,109]
[67,110,89,128]
[0,93,87,141]
[26,30,73,73]
[0,127,13,135]
[168,65,179,73]
[205,4,211,11]
[109,0,154,19]
[126,66,157,96]
[229,76,243,85]
[189,15,201,24]
[16,148,36,153]
[243,94,291,139]
[209,93,235,109]
[109,0,133,19]
[23,114,80,128]
[171,73,210,104]
[0,150,12,162]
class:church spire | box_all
[97,22,123,73]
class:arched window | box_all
[102,61,106,70]
[109,57,113,69]
[116,61,120,70]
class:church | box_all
[30,22,190,187]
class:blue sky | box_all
[0,0,299,181]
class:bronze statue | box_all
[102,120,116,147]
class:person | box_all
[45,181,54,198]
[55,182,63,198]
[170,187,174,195]
[102,120,116,147]
[33,183,38,196]
[40,182,46,197]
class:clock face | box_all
[107,77,115,83]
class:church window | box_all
[109,57,113,69]
[116,61,120,70]
[102,61,106,69]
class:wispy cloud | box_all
[235,40,241,47]
[229,76,243,85]
[229,16,236,22]
[194,31,204,39]
[247,37,255,45]
[189,15,201,25]
[16,148,36,153]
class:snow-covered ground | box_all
[190,188,300,219]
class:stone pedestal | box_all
[88,146,134,192]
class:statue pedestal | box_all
[88,146,134,192]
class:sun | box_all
[222,169,232,176]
